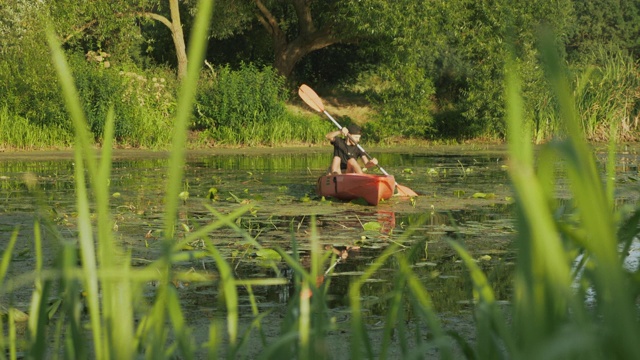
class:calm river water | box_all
[1,145,639,321]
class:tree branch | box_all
[62,19,97,44]
[292,0,315,35]
[61,11,173,44]
[142,12,173,30]
[254,0,281,38]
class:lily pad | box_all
[362,222,382,231]
[472,192,496,199]
[256,248,282,261]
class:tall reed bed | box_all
[535,48,640,142]
[1,8,639,360]
[0,106,73,149]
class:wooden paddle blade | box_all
[395,183,418,197]
[298,84,325,112]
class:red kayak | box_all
[316,173,395,205]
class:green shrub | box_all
[70,54,176,147]
[195,64,290,144]
[364,64,437,142]
[0,37,70,132]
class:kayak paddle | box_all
[298,84,418,197]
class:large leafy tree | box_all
[246,0,375,78]
[48,0,193,80]
[567,0,640,63]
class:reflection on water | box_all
[2,147,638,317]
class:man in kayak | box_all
[326,124,378,174]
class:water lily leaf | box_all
[256,248,282,261]
[206,187,218,200]
[362,222,382,231]
[472,192,495,199]
[112,192,121,198]
[478,255,492,261]
[0,307,29,322]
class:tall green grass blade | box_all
[166,286,194,358]
[539,29,640,358]
[0,315,4,358]
[163,0,214,241]
[72,143,105,359]
[606,123,617,208]
[499,28,640,358]
[348,244,402,360]
[397,255,452,359]
[206,321,221,358]
[27,221,49,359]
[0,228,18,287]
[379,273,406,360]
[449,240,514,359]
[298,282,311,357]
[203,239,239,348]
[505,50,575,353]
[109,258,134,360]
[146,0,214,356]
[60,237,86,359]
[8,309,16,360]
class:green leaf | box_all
[363,222,382,231]
[255,249,282,261]
[472,192,495,199]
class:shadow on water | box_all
[2,147,638,320]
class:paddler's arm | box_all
[326,127,349,142]
[362,156,378,168]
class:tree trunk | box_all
[143,0,187,81]
[255,0,339,79]
[169,0,187,81]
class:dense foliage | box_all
[1,0,639,148]
[195,63,331,146]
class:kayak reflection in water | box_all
[325,124,378,175]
